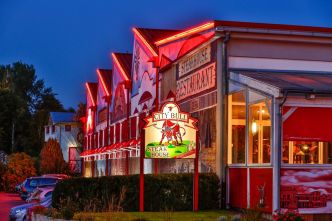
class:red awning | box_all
[283,107,332,142]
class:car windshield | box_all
[28,179,38,187]
[39,178,57,186]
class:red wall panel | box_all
[229,168,247,209]
[115,123,121,143]
[249,168,273,212]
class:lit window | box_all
[228,90,246,164]
[248,91,271,164]
[283,141,332,164]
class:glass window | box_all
[65,125,71,132]
[228,90,246,164]
[248,90,272,164]
[29,179,38,187]
[282,141,332,164]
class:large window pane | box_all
[248,91,271,164]
[228,90,246,164]
[282,141,332,164]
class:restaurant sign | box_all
[144,102,198,158]
[178,45,211,78]
[176,62,216,101]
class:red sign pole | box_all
[139,129,145,212]
[193,131,199,212]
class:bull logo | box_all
[159,119,186,146]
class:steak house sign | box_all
[176,62,216,101]
[144,102,198,158]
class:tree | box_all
[40,139,68,174]
[3,152,37,192]
[0,162,7,191]
[0,62,64,156]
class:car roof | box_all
[27,176,60,180]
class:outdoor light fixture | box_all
[252,120,258,134]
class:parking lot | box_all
[0,192,24,221]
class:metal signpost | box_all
[139,101,199,212]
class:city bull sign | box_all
[144,102,198,158]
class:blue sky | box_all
[0,0,331,108]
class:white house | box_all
[44,112,81,173]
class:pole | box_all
[154,66,160,174]
[126,83,130,175]
[193,131,199,212]
[106,99,110,176]
[139,129,145,212]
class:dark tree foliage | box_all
[0,62,64,156]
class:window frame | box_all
[227,81,274,167]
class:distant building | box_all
[44,112,82,173]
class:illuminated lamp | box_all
[251,120,258,134]
[85,83,96,107]
[155,22,215,46]
[302,145,309,151]
[96,69,110,97]
[132,28,158,57]
[112,53,130,81]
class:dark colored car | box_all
[9,194,52,221]
[20,177,60,201]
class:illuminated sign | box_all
[178,45,211,78]
[144,102,197,158]
[176,62,216,101]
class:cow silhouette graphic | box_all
[159,119,186,146]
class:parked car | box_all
[42,174,70,179]
[26,186,54,202]
[20,176,60,201]
[9,194,52,221]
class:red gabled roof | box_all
[112,53,132,80]
[155,20,332,46]
[86,82,98,107]
[97,69,112,97]
[133,28,179,56]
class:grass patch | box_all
[74,210,236,221]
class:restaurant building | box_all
[80,20,332,218]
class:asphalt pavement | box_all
[0,192,24,221]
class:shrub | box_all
[273,210,304,221]
[3,152,36,192]
[52,173,220,212]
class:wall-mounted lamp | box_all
[252,120,258,134]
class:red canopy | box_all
[283,107,332,142]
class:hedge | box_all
[52,173,220,212]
